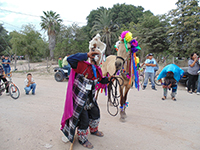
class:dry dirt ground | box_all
[0,68,200,150]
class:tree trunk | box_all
[105,36,111,56]
[27,57,30,71]
[46,57,49,72]
[49,34,56,60]
[14,54,17,71]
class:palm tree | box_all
[40,10,62,59]
[91,9,119,55]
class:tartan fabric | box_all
[62,74,96,143]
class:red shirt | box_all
[74,61,103,81]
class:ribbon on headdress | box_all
[120,31,141,90]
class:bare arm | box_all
[189,58,198,67]
[145,63,156,67]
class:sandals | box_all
[161,96,166,100]
[172,97,176,101]
[81,140,94,149]
[91,131,104,137]
[188,91,193,94]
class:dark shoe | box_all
[152,87,157,91]
[32,93,35,95]
[6,91,9,93]
[142,86,146,90]
[162,96,166,100]
[26,93,29,95]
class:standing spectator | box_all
[58,56,63,68]
[24,73,36,95]
[197,70,200,95]
[187,53,200,94]
[62,54,71,76]
[143,53,157,90]
[0,64,9,95]
[196,57,200,95]
[2,56,11,76]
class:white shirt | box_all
[24,78,35,87]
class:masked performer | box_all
[61,37,112,149]
[157,64,184,101]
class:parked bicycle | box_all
[139,67,163,86]
[0,72,20,99]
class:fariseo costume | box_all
[60,34,108,146]
[157,64,184,100]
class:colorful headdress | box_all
[120,31,141,53]
[120,31,141,90]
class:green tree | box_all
[91,9,119,55]
[111,3,152,26]
[10,24,47,63]
[40,10,63,59]
[0,24,11,55]
[54,23,89,59]
[136,14,170,56]
[168,0,200,57]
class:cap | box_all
[148,53,153,56]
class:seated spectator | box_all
[24,73,36,95]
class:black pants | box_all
[0,76,9,92]
[187,73,198,92]
[78,103,100,130]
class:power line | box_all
[0,20,21,29]
[0,8,87,24]
[0,8,40,17]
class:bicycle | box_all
[0,72,20,99]
[139,67,163,86]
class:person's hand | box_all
[27,77,31,81]
[162,85,167,88]
[194,57,198,62]
[108,75,115,82]
[87,51,100,59]
[168,84,172,89]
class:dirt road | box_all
[0,73,200,150]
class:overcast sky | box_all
[0,0,178,34]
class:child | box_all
[157,64,184,101]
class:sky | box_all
[0,0,179,34]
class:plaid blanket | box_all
[62,74,97,143]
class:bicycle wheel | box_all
[9,84,20,99]
[139,75,144,86]
[154,74,163,86]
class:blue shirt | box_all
[2,59,11,68]
[145,59,156,73]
